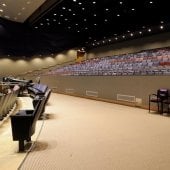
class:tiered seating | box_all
[43,47,170,76]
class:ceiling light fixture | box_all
[160,25,164,29]
[26,1,31,4]
[148,28,151,32]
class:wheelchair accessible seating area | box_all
[149,88,170,114]
[0,77,51,152]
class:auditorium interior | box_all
[1,0,170,169]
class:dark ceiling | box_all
[0,0,170,56]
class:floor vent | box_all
[117,94,135,102]
[86,90,98,97]
[65,88,75,94]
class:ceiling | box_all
[0,0,170,56]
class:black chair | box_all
[10,98,44,152]
[149,88,169,113]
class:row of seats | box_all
[43,47,170,76]
[0,85,20,121]
[10,82,51,152]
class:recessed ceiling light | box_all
[58,22,61,24]
[40,23,43,26]
[119,1,123,5]
[35,26,38,29]
[160,25,164,29]
[73,0,76,2]
[115,37,118,40]
[65,18,68,21]
[68,9,72,11]
[105,8,109,11]
[22,7,26,10]
[85,27,88,30]
[62,7,66,10]
[104,19,108,22]
[94,23,97,26]
[73,13,76,16]
[148,28,151,32]
[68,26,71,29]
[78,2,82,5]
[75,23,78,26]
[53,13,57,16]
[47,23,50,25]
[149,1,153,4]
[131,8,135,11]
[14,17,18,20]
[2,3,6,7]
[46,18,49,21]
[109,39,111,42]
[84,18,87,21]
[18,12,21,15]
[77,30,80,32]
[53,19,56,21]
[122,35,125,38]
[94,14,97,16]
[82,7,85,10]
[117,14,120,17]
[0,9,3,12]
[60,14,63,17]
[93,1,96,4]
[160,21,164,24]
[26,1,31,4]
[139,31,142,34]
[130,33,133,36]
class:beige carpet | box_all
[18,93,170,170]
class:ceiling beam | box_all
[25,0,63,25]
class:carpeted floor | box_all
[18,93,170,170]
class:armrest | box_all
[149,93,157,98]
[12,110,34,116]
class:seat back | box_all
[157,89,169,100]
